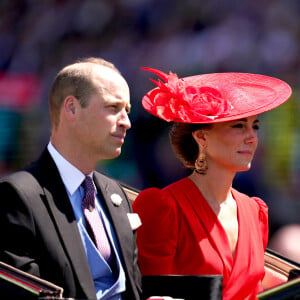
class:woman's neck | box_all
[189,168,239,257]
[189,168,235,213]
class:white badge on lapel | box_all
[127,213,142,230]
[110,193,123,206]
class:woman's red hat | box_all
[141,67,292,123]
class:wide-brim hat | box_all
[141,67,292,123]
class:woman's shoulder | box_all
[251,196,268,213]
[137,178,189,197]
[232,188,267,207]
[133,185,180,224]
[232,188,268,221]
[135,186,167,201]
[133,178,189,211]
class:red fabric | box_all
[133,177,268,300]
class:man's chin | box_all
[103,149,122,160]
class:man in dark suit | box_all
[0,57,142,300]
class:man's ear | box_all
[64,96,77,120]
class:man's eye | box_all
[109,105,118,111]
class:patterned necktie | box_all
[81,176,111,262]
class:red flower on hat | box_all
[142,67,232,122]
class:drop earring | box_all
[194,149,208,175]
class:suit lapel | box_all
[32,150,96,299]
[93,173,134,276]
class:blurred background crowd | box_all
[0,0,299,259]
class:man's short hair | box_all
[49,57,120,129]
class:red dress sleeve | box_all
[252,197,269,251]
[132,188,178,275]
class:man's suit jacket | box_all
[0,149,142,300]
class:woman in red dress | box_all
[133,68,292,300]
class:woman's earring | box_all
[194,150,208,175]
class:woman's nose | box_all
[245,128,258,144]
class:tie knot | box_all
[82,176,95,209]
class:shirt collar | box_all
[47,142,93,195]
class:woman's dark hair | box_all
[169,122,212,170]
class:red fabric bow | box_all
[142,67,232,122]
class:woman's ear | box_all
[192,129,207,147]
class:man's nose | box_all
[119,110,131,129]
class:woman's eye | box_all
[253,124,260,130]
[232,123,243,128]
